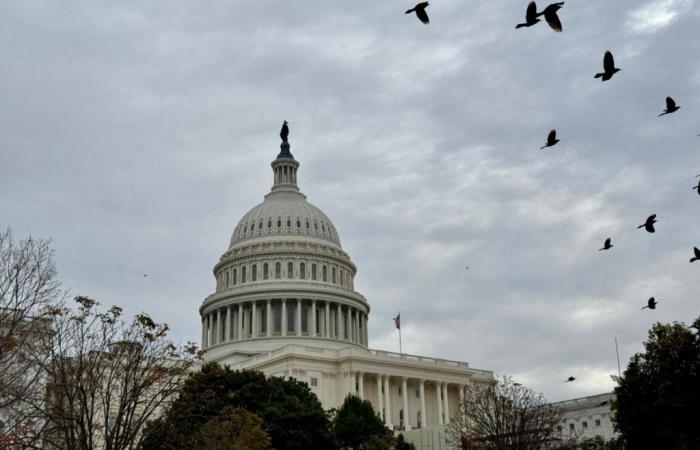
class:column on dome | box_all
[252,301,258,338]
[201,317,206,348]
[238,303,244,340]
[436,382,444,425]
[355,310,360,343]
[377,375,384,422]
[358,372,364,400]
[311,300,317,337]
[402,377,411,431]
[266,300,272,336]
[281,299,287,336]
[216,309,222,345]
[336,304,342,339]
[419,380,426,428]
[296,299,302,336]
[350,309,355,342]
[443,383,450,424]
[325,302,330,338]
[384,376,393,429]
[226,306,232,342]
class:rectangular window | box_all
[287,262,294,279]
[569,423,575,431]
[332,267,336,284]
[275,262,281,279]
[398,387,402,396]
[263,263,269,280]
[242,266,247,283]
[582,421,588,429]
[310,377,318,387]
[300,263,306,279]
[595,419,601,427]
[312,264,317,280]
[252,265,257,281]
[233,269,237,285]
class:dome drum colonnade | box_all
[200,141,369,351]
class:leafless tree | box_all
[20,296,201,450]
[445,376,577,450]
[0,227,62,441]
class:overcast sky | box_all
[1,0,699,402]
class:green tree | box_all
[395,433,416,450]
[331,395,388,449]
[613,316,700,450]
[361,431,397,450]
[196,406,272,450]
[140,363,333,450]
[579,436,623,450]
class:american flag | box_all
[393,313,400,330]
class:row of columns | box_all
[351,372,467,431]
[201,299,368,348]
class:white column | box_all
[364,314,369,345]
[443,383,450,424]
[311,300,317,337]
[437,382,444,425]
[238,304,243,340]
[226,306,232,341]
[402,377,411,431]
[336,304,342,339]
[459,384,465,406]
[251,301,258,338]
[419,379,426,428]
[358,372,364,400]
[201,317,206,348]
[206,314,212,347]
[384,376,393,429]
[377,375,384,422]
[216,309,222,345]
[325,302,330,338]
[266,300,272,336]
[282,299,287,336]
[296,299,302,336]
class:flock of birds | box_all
[404,1,698,384]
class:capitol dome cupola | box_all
[200,129,370,359]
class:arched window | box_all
[322,224,326,232]
[306,220,310,229]
[242,266,247,283]
[300,263,306,279]
[275,262,281,279]
[263,263,269,280]
[311,264,317,280]
[322,266,327,282]
[314,221,318,230]
[296,218,301,228]
[251,264,257,282]
[286,217,291,228]
[226,271,230,287]
[268,219,272,228]
[258,220,262,230]
[277,218,282,228]
[287,262,294,279]
[233,269,237,285]
[332,267,336,284]
[340,270,344,286]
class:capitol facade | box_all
[199,140,493,433]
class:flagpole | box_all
[399,326,402,354]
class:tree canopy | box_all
[613,316,700,450]
[331,395,388,449]
[140,363,333,450]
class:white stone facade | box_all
[553,392,618,442]
[200,142,494,431]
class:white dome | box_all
[230,190,341,248]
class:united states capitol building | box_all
[198,139,494,433]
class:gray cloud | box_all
[1,0,699,402]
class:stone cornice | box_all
[200,282,370,313]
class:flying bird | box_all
[637,214,657,233]
[599,238,613,251]
[565,376,576,383]
[594,51,621,81]
[143,274,148,278]
[693,178,700,196]
[690,247,700,263]
[641,297,658,310]
[280,121,289,143]
[540,129,559,149]
[516,1,540,29]
[658,97,681,116]
[537,2,564,32]
[465,266,470,270]
[405,2,430,24]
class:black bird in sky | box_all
[537,2,564,32]
[516,2,540,29]
[658,97,681,116]
[690,247,700,263]
[693,178,700,196]
[637,214,657,233]
[540,129,559,149]
[280,120,289,143]
[406,2,430,24]
[565,376,576,383]
[599,238,613,251]
[641,297,658,310]
[594,51,621,81]
[143,274,148,278]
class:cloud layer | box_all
[1,0,699,401]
